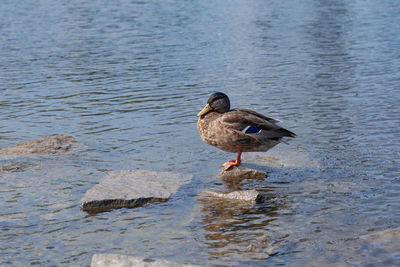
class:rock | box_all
[0,135,79,160]
[246,234,277,256]
[359,227,400,254]
[245,243,261,253]
[219,166,267,190]
[243,146,322,168]
[0,163,21,172]
[81,170,192,213]
[91,254,200,267]
[202,189,264,203]
[219,166,266,180]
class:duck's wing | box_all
[220,109,296,138]
[236,109,281,123]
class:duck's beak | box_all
[197,103,212,117]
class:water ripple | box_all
[1,0,399,266]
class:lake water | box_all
[1,0,399,266]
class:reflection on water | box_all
[198,187,285,261]
[1,0,399,266]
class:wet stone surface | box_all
[202,189,264,203]
[81,170,192,213]
[91,254,201,267]
[246,234,277,256]
[218,166,268,190]
[359,227,400,256]
[219,166,267,180]
[0,163,21,172]
[243,146,322,168]
[0,135,79,160]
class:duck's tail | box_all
[276,128,296,138]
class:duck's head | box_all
[197,92,230,117]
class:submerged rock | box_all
[202,189,264,203]
[359,227,400,254]
[0,163,21,172]
[246,234,277,256]
[243,145,322,168]
[91,254,200,267]
[0,135,79,160]
[81,170,192,213]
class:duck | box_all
[197,92,296,170]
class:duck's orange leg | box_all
[222,150,242,170]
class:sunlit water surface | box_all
[1,0,399,266]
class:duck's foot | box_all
[222,159,241,171]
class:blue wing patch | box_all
[244,126,261,134]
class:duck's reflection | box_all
[198,183,289,259]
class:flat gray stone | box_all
[81,170,192,213]
[219,166,266,180]
[91,254,200,267]
[0,135,79,160]
[202,189,264,203]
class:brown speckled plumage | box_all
[197,92,296,169]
